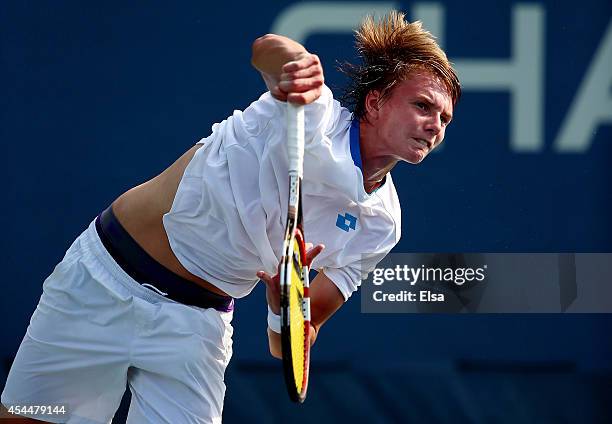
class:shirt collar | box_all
[350,117,387,193]
[349,118,362,171]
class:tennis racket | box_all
[279,102,311,403]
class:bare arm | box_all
[265,271,344,358]
[251,34,324,105]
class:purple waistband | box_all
[95,206,234,312]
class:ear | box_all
[364,90,382,121]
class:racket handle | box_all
[287,103,305,177]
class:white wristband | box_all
[267,306,281,334]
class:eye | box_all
[415,102,428,111]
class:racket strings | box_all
[282,229,310,401]
[289,257,305,392]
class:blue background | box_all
[1,1,611,422]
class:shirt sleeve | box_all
[240,85,336,142]
[322,250,393,301]
[314,179,402,302]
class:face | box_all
[365,72,453,164]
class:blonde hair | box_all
[340,11,461,119]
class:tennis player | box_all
[1,11,459,424]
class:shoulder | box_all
[314,175,401,258]
[369,174,402,243]
[239,85,340,136]
[345,175,401,249]
[375,174,401,222]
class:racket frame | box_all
[280,103,311,403]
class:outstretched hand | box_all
[257,243,325,314]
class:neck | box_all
[359,119,398,193]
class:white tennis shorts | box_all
[1,220,234,424]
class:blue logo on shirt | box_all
[336,213,357,232]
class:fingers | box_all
[257,270,280,294]
[258,270,281,313]
[258,241,324,312]
[282,53,320,73]
[305,243,325,266]
[269,85,288,102]
[281,65,320,80]
[278,76,323,94]
[257,270,278,288]
[273,77,323,104]
[287,89,323,105]
[279,53,324,105]
[258,243,325,283]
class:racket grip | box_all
[287,103,305,177]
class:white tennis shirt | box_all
[163,86,401,300]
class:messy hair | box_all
[339,11,461,119]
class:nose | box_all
[424,114,443,136]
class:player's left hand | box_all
[257,243,325,314]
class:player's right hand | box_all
[252,34,324,105]
[276,53,324,105]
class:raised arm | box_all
[251,34,324,105]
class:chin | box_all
[405,152,426,164]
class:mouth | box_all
[414,138,431,150]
